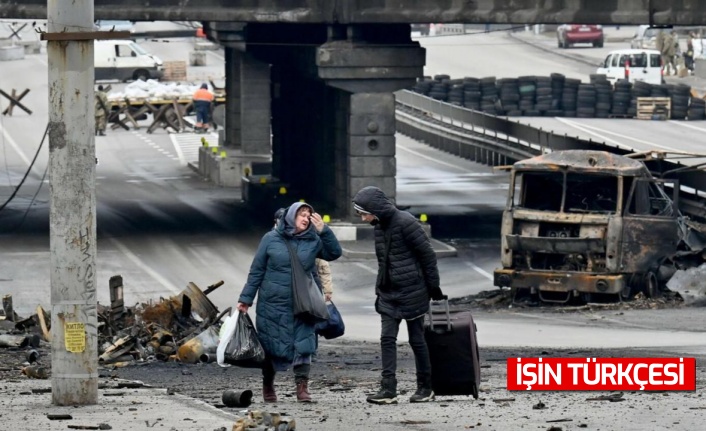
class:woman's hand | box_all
[325,293,332,302]
[310,212,325,233]
[237,302,249,313]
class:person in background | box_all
[352,186,444,405]
[664,31,677,75]
[94,85,109,136]
[193,83,214,133]
[685,32,695,74]
[238,202,341,403]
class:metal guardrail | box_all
[395,89,706,221]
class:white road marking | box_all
[109,238,181,295]
[0,125,32,166]
[170,131,218,166]
[556,118,678,152]
[169,133,187,165]
[668,120,706,134]
[353,261,378,275]
[0,121,44,178]
[464,261,494,281]
[397,143,468,172]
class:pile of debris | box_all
[0,276,232,372]
[99,276,230,366]
[449,288,686,311]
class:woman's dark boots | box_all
[295,379,312,402]
[262,378,277,402]
[366,377,398,404]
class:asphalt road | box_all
[1,24,706,355]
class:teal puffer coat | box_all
[238,221,341,362]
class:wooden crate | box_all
[163,61,187,82]
[637,97,671,120]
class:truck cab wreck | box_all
[493,150,702,303]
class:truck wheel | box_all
[643,272,660,298]
[620,284,633,301]
[133,69,150,81]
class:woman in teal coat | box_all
[237,202,341,403]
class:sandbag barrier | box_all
[411,74,706,121]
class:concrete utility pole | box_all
[47,0,98,405]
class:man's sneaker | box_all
[409,385,435,403]
[366,377,397,405]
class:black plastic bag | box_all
[285,241,330,323]
[224,312,265,368]
[314,301,345,339]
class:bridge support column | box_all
[344,92,397,218]
[204,49,271,187]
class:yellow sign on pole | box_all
[64,322,86,353]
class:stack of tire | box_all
[668,84,690,120]
[429,75,451,101]
[518,76,538,116]
[590,75,612,118]
[688,98,706,120]
[463,77,482,111]
[650,84,670,98]
[447,80,465,106]
[550,73,565,114]
[498,78,521,116]
[480,76,499,115]
[576,83,597,118]
[412,77,434,96]
[612,79,632,117]
[562,78,580,117]
[535,76,556,115]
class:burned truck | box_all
[493,150,704,302]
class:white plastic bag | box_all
[216,311,237,368]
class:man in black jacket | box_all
[353,186,444,404]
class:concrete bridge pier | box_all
[201,45,272,187]
[206,23,424,219]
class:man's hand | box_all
[237,302,250,313]
[429,287,446,301]
[310,212,325,233]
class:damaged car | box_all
[493,150,706,303]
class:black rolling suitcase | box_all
[424,298,480,398]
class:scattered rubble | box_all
[450,288,687,311]
[666,264,706,306]
[0,276,232,372]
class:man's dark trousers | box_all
[380,313,432,380]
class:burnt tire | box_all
[643,272,660,298]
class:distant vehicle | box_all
[95,20,135,33]
[94,40,164,82]
[556,24,604,48]
[411,23,430,36]
[631,25,661,50]
[596,48,663,85]
[493,150,705,303]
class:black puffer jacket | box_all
[353,186,440,319]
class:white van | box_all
[95,40,164,82]
[596,49,663,85]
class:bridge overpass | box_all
[3,0,706,218]
[3,1,706,25]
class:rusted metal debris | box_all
[94,277,228,365]
[0,277,230,370]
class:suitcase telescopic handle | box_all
[428,297,452,332]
